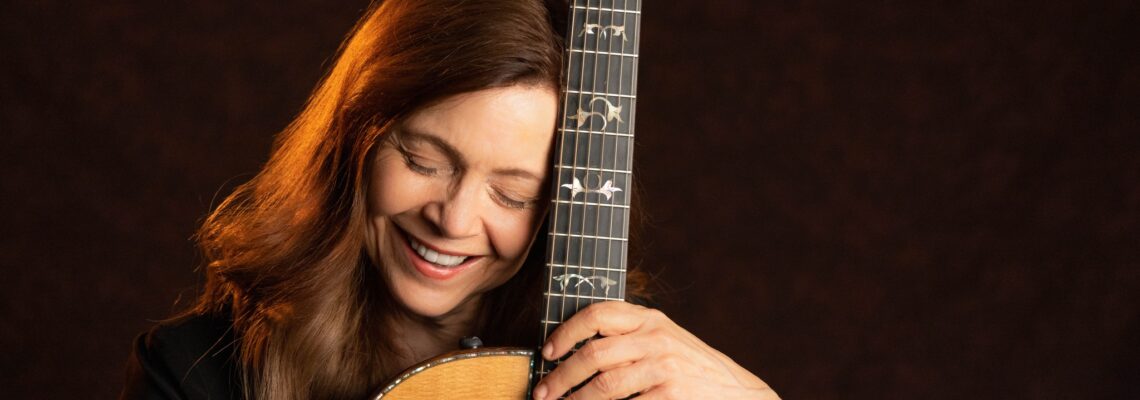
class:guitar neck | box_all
[537,0,642,376]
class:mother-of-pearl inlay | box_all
[561,176,622,200]
[579,23,627,42]
[554,273,619,296]
[568,97,624,130]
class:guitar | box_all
[369,0,642,397]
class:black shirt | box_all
[120,313,241,400]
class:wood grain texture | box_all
[377,349,533,400]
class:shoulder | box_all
[120,312,241,400]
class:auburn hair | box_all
[188,0,651,398]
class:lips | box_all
[398,229,480,281]
[408,236,468,266]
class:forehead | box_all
[402,85,558,171]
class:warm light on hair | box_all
[185,1,651,399]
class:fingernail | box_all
[542,343,553,359]
[533,383,547,400]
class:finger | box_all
[544,301,655,361]
[565,358,663,400]
[538,335,648,400]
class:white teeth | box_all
[409,237,468,267]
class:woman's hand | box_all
[532,301,779,400]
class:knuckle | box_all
[586,303,609,321]
[573,305,595,323]
[644,307,667,321]
[579,341,608,364]
[648,327,672,343]
[657,354,683,374]
[591,371,624,395]
[585,316,611,334]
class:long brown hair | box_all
[189,0,651,399]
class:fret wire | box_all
[559,0,591,356]
[558,128,633,138]
[572,0,598,335]
[566,89,636,99]
[557,120,635,168]
[554,165,632,174]
[572,5,641,14]
[593,1,617,310]
[565,59,636,96]
[628,2,638,279]
[539,0,641,366]
[565,17,638,95]
[550,199,631,209]
[542,0,585,358]
[551,215,624,238]
[569,1,587,323]
[577,0,598,312]
[546,263,627,273]
[544,292,627,301]
[567,48,638,58]
[630,1,642,99]
[608,0,627,305]
[548,232,628,241]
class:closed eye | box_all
[393,136,455,177]
[402,152,439,176]
[489,187,539,210]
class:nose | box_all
[423,179,483,239]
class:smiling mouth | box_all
[407,236,469,267]
[393,225,484,274]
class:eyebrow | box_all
[397,128,465,165]
[396,127,545,183]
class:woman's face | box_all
[367,84,557,319]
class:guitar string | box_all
[569,0,589,335]
[588,0,609,309]
[621,0,632,301]
[594,0,618,303]
[606,0,627,303]
[566,0,588,366]
[541,0,581,377]
[547,0,574,376]
[541,0,642,377]
[561,0,592,371]
[573,0,603,354]
[621,0,641,300]
[624,0,639,300]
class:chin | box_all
[385,272,476,319]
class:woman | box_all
[122,1,778,399]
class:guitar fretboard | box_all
[537,0,641,380]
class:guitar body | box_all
[370,348,535,399]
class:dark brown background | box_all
[2,1,1137,399]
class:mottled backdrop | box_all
[2,1,1137,399]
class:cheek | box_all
[368,154,424,217]
[488,210,544,262]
